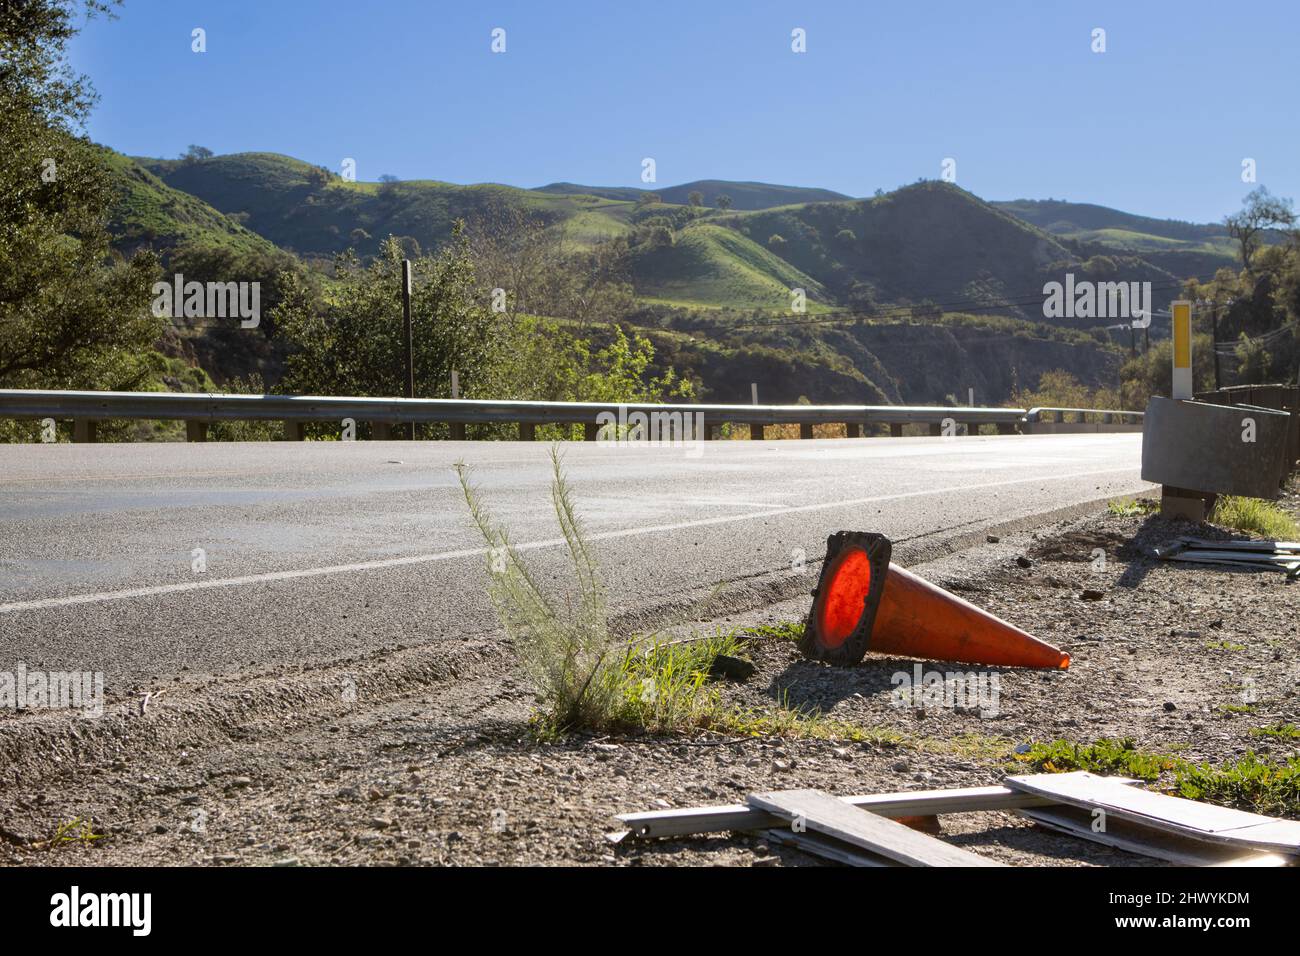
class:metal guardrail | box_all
[1025,406,1145,424]
[0,389,1143,442]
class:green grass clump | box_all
[1205,640,1246,651]
[1209,496,1300,540]
[606,632,747,735]
[1177,753,1300,818]
[1107,497,1157,517]
[457,448,763,739]
[44,818,103,850]
[1250,723,1300,740]
[1017,737,1300,817]
[1017,737,1177,782]
[742,621,805,642]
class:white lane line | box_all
[0,466,1146,614]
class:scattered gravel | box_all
[2,496,1297,867]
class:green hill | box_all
[122,152,1190,321]
[102,150,280,257]
[630,221,828,309]
[993,198,1241,278]
[103,149,1199,402]
[135,152,638,260]
[712,182,1178,323]
[536,179,850,210]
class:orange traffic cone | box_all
[800,531,1070,669]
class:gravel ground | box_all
[2,491,1298,867]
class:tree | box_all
[715,194,732,211]
[464,200,634,328]
[1226,186,1295,273]
[275,228,501,405]
[0,1,162,406]
[636,192,661,207]
[181,144,213,163]
[687,190,703,207]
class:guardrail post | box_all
[372,422,393,440]
[519,422,536,441]
[449,422,466,441]
[749,424,764,441]
[846,423,862,438]
[928,422,942,437]
[283,421,306,441]
[889,423,903,438]
[185,421,208,443]
[584,422,599,441]
[799,423,814,440]
[996,423,1016,435]
[72,419,98,443]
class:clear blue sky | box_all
[69,0,1297,223]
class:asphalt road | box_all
[0,434,1150,684]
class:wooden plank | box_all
[616,783,1066,840]
[763,828,900,867]
[1019,805,1291,867]
[1007,772,1300,854]
[748,789,1004,867]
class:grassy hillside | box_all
[630,221,829,309]
[537,179,849,210]
[994,198,1241,278]
[711,183,1178,323]
[135,152,638,259]
[102,150,280,257]
[102,149,1176,403]
[124,151,1190,320]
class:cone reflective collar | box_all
[801,531,1071,669]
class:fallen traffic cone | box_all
[799,531,1070,669]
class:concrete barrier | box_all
[1141,396,1292,500]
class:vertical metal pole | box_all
[402,259,414,439]
[751,383,758,405]
[1211,303,1221,391]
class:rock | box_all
[229,776,252,789]
[1163,702,1177,712]
[708,654,756,683]
[369,816,393,829]
[1080,589,1105,601]
[986,535,1000,543]
[1015,556,1033,569]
